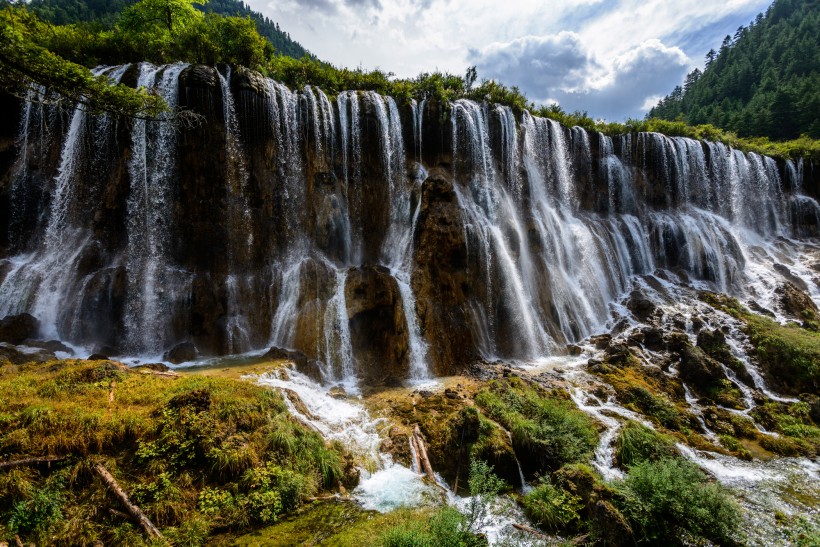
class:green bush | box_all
[378,506,484,547]
[521,479,583,532]
[615,422,677,468]
[475,378,598,472]
[615,458,740,544]
[6,489,63,535]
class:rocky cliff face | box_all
[0,63,818,384]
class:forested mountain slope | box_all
[27,0,312,59]
[649,0,819,140]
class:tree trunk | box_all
[0,456,64,470]
[412,426,435,481]
[93,463,165,542]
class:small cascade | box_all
[268,260,304,348]
[218,65,253,261]
[322,269,355,385]
[255,369,440,512]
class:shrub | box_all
[615,422,677,468]
[475,378,598,473]
[521,480,583,532]
[378,506,484,547]
[6,489,63,535]
[615,458,740,544]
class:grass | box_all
[474,377,598,475]
[614,422,678,468]
[0,358,349,545]
[521,479,583,532]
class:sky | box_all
[245,0,773,121]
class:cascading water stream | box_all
[1,64,819,392]
[124,62,187,355]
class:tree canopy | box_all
[0,3,165,118]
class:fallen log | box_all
[512,523,550,540]
[93,463,165,542]
[139,370,180,378]
[0,456,65,470]
[412,426,435,481]
[306,495,352,502]
[409,434,421,474]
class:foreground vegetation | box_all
[2,0,819,160]
[0,358,351,545]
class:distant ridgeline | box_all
[27,0,312,59]
[650,0,819,140]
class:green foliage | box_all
[615,422,677,468]
[468,459,506,498]
[521,479,583,532]
[0,359,348,544]
[378,506,485,547]
[614,458,740,544]
[5,488,63,535]
[475,378,598,473]
[460,459,507,536]
[650,0,820,142]
[700,292,820,394]
[8,0,820,159]
[28,0,312,59]
[0,4,166,117]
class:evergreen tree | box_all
[649,0,820,140]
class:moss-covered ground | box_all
[0,358,350,545]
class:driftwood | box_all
[409,434,422,474]
[137,370,180,378]
[93,463,165,542]
[512,525,587,546]
[512,523,550,540]
[0,456,65,470]
[306,494,352,502]
[412,426,435,480]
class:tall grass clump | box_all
[615,421,678,468]
[475,377,598,473]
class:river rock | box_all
[0,342,54,365]
[677,344,727,391]
[776,282,819,325]
[696,328,754,386]
[0,313,39,344]
[626,289,656,321]
[263,346,323,382]
[164,341,198,364]
[21,339,73,355]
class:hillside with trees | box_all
[649,0,819,140]
[27,0,312,59]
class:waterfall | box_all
[124,62,187,354]
[1,63,818,388]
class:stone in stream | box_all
[0,313,39,344]
[164,341,198,364]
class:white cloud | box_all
[245,0,770,119]
[472,35,689,119]
[468,33,599,97]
